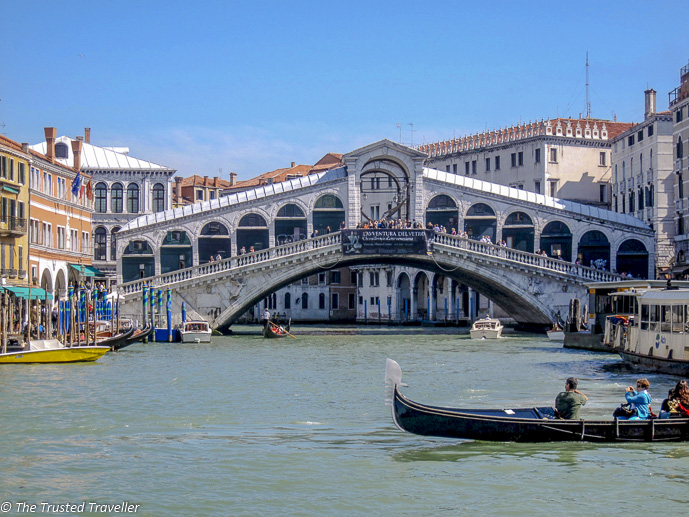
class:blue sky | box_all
[1,1,687,180]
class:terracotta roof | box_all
[0,134,25,153]
[309,153,344,174]
[178,174,233,188]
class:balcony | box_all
[0,217,27,237]
[1,268,17,278]
[646,168,654,183]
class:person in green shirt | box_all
[555,377,588,419]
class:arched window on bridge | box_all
[501,211,534,253]
[122,240,155,282]
[578,230,610,270]
[94,227,107,261]
[313,195,345,235]
[426,195,459,232]
[464,203,496,242]
[616,239,648,279]
[237,213,269,252]
[275,204,307,244]
[199,222,231,263]
[160,230,193,274]
[539,221,572,261]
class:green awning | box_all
[2,185,19,194]
[0,286,53,300]
[69,264,105,277]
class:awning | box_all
[2,185,19,194]
[671,265,689,275]
[0,286,53,300]
[69,264,105,277]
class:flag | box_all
[86,179,93,201]
[80,184,84,199]
[71,171,82,197]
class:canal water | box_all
[1,327,688,516]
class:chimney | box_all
[175,177,182,200]
[230,172,237,186]
[84,127,91,144]
[44,127,57,163]
[213,176,219,187]
[21,143,29,153]
[71,139,83,171]
[204,175,209,185]
[290,161,295,168]
[644,89,657,120]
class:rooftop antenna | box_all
[396,123,402,143]
[585,52,591,119]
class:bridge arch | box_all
[198,221,232,263]
[122,237,156,282]
[464,202,497,242]
[425,194,459,232]
[160,230,193,273]
[312,194,345,235]
[237,212,269,252]
[616,238,649,278]
[501,210,535,252]
[577,230,610,270]
[539,220,572,261]
[274,202,308,243]
[396,272,411,320]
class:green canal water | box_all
[1,327,688,516]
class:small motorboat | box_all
[470,317,503,339]
[546,325,565,341]
[0,339,109,364]
[180,320,212,343]
[384,358,689,442]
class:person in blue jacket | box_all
[621,378,652,420]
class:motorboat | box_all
[179,320,212,343]
[470,317,503,339]
[0,339,109,364]
[546,325,565,341]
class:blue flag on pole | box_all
[71,171,82,197]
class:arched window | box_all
[238,213,267,227]
[111,183,123,213]
[301,293,308,309]
[127,184,140,213]
[152,183,165,212]
[95,182,107,213]
[314,194,344,209]
[284,292,291,309]
[55,143,69,159]
[94,227,107,261]
[110,227,120,261]
[319,293,326,309]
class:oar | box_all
[270,320,296,339]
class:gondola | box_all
[112,324,153,351]
[384,359,689,443]
[262,319,291,339]
[97,326,136,351]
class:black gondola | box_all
[112,324,153,351]
[97,326,136,351]
[384,359,689,443]
[262,319,291,339]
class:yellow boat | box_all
[0,339,109,364]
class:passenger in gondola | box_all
[555,377,588,419]
[660,380,689,418]
[619,379,652,420]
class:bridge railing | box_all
[432,233,621,282]
[119,230,620,295]
[119,232,342,295]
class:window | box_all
[95,183,107,213]
[679,173,684,199]
[18,162,25,184]
[677,137,684,160]
[82,231,90,254]
[152,183,165,212]
[348,293,356,309]
[452,164,457,174]
[600,184,607,204]
[511,153,517,167]
[550,148,558,163]
[301,277,309,285]
[471,160,477,174]
[111,183,123,213]
[301,293,308,309]
[94,227,107,260]
[599,152,606,166]
[55,143,69,159]
[446,165,450,172]
[57,227,66,250]
[465,162,470,175]
[535,181,541,194]
[549,181,557,197]
[518,151,523,166]
[111,227,120,261]
[628,135,635,146]
[331,293,339,310]
[648,125,654,137]
[638,130,644,142]
[369,271,379,287]
[350,271,357,284]
[196,189,204,201]
[535,149,541,163]
[319,293,326,309]
[485,157,491,171]
[71,229,79,251]
[677,108,684,123]
[127,184,140,213]
[284,292,291,309]
[330,271,340,284]
[495,156,501,170]
[318,272,326,284]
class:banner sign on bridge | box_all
[341,229,434,255]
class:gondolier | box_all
[262,308,270,324]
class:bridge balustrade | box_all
[119,230,620,295]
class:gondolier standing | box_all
[555,377,588,419]
[262,308,270,325]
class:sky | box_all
[1,1,688,181]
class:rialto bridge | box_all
[114,140,654,329]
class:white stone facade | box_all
[670,61,689,278]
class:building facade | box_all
[611,89,675,278]
[420,118,634,208]
[28,128,94,297]
[670,60,689,279]
[31,128,176,283]
[0,136,30,290]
